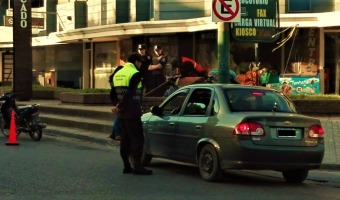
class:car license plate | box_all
[277,128,297,138]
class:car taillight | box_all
[308,125,324,138]
[233,122,265,136]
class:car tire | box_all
[282,169,309,183]
[141,145,152,166]
[198,144,222,182]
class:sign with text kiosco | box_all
[230,0,279,42]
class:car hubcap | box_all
[202,152,213,173]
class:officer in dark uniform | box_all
[137,44,152,93]
[148,44,167,91]
[110,52,152,175]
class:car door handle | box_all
[169,122,175,126]
[195,125,202,129]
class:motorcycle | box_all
[0,92,46,141]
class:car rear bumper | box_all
[219,140,324,170]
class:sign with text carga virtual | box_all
[230,0,279,42]
[13,0,32,100]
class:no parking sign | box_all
[212,0,241,22]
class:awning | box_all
[3,12,340,48]
[51,13,340,43]
[0,28,64,48]
[280,11,340,28]
[51,17,218,43]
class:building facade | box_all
[1,0,340,94]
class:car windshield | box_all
[223,88,297,113]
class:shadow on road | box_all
[149,158,298,186]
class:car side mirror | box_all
[151,106,162,116]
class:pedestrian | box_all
[110,52,153,175]
[108,117,121,140]
[148,44,167,91]
[137,44,153,93]
[108,66,123,141]
[260,67,270,87]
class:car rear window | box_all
[223,88,297,113]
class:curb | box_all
[44,125,115,146]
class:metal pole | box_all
[217,22,230,83]
[255,43,259,85]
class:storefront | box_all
[2,14,340,94]
[268,27,321,95]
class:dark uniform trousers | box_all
[120,118,144,168]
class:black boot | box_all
[122,156,133,174]
[132,156,152,175]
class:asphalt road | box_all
[0,133,339,200]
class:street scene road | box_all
[0,133,339,200]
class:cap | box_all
[138,44,147,50]
[154,45,162,51]
[127,52,142,63]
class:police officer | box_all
[110,52,152,175]
[148,44,167,91]
[137,44,152,93]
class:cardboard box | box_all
[300,63,318,76]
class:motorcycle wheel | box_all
[0,115,9,137]
[26,118,43,141]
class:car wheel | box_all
[198,144,222,182]
[141,145,152,166]
[282,169,309,183]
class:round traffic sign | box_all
[212,0,240,21]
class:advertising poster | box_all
[269,76,320,95]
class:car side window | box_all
[184,89,212,116]
[162,90,189,115]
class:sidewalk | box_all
[19,100,340,170]
[314,116,340,169]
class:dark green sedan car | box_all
[141,84,325,183]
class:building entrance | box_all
[324,32,340,94]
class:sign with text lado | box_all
[230,0,279,42]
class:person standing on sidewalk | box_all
[137,44,153,94]
[148,44,167,91]
[108,66,123,141]
[110,52,153,175]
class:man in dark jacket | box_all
[148,44,167,91]
[137,44,152,93]
[110,52,152,175]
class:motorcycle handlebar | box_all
[0,92,24,100]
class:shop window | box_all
[287,0,311,13]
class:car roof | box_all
[182,83,276,91]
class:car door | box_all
[146,89,190,158]
[175,88,213,160]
